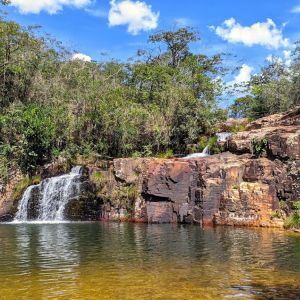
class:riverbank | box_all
[1,106,300,229]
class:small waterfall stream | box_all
[183,132,232,159]
[184,145,210,158]
[216,132,232,142]
[14,166,84,222]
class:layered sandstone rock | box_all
[227,106,300,159]
[105,153,291,227]
[1,106,300,227]
[0,170,23,221]
[104,107,300,227]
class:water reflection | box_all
[0,223,299,299]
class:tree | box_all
[290,43,300,105]
[0,20,227,175]
[229,95,254,118]
[149,27,199,67]
[230,57,297,119]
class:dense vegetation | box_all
[0,1,300,177]
[230,48,300,119]
[0,7,228,175]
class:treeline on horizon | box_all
[0,1,300,176]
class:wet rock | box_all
[41,158,71,178]
[64,194,102,221]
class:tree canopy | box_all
[230,53,300,119]
[0,16,226,174]
[1,8,299,176]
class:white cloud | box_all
[71,53,92,62]
[265,54,283,64]
[291,5,300,13]
[265,50,292,66]
[211,18,289,49]
[266,54,274,63]
[230,64,253,85]
[108,0,159,35]
[283,50,291,59]
[283,50,292,66]
[10,0,92,14]
[174,18,192,27]
[85,8,107,18]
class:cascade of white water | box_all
[201,145,210,155]
[184,145,210,158]
[14,185,39,221]
[14,166,83,222]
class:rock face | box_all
[105,153,289,227]
[0,170,23,221]
[97,107,300,227]
[227,106,300,159]
[1,106,300,227]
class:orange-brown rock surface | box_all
[227,106,300,159]
[1,106,300,227]
[104,107,300,227]
[108,153,290,227]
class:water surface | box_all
[0,223,300,299]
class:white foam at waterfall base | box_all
[13,166,84,223]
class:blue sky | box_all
[3,0,300,91]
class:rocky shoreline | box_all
[1,106,300,228]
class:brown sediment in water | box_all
[0,223,300,300]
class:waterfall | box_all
[216,132,232,142]
[14,185,38,221]
[14,166,84,222]
[184,145,210,158]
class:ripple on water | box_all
[0,223,300,299]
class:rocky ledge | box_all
[227,106,300,159]
[96,106,300,227]
[97,153,288,227]
[1,106,300,227]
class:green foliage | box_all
[0,157,9,183]
[90,168,137,214]
[251,138,269,157]
[1,104,66,174]
[229,96,254,119]
[0,18,228,175]
[12,175,41,203]
[197,136,208,151]
[208,135,224,154]
[230,53,300,119]
[285,211,300,229]
[283,201,300,229]
[293,201,300,210]
[279,200,288,211]
[196,135,224,154]
[226,123,248,133]
[155,149,174,159]
[148,27,199,67]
